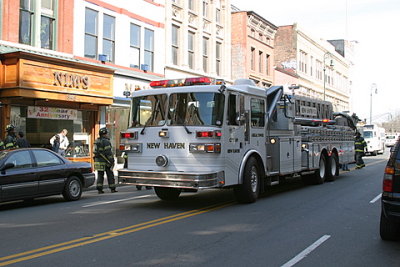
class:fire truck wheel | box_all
[234,157,260,203]
[313,155,327,185]
[326,153,339,181]
[154,187,181,201]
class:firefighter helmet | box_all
[5,124,15,132]
[99,127,108,135]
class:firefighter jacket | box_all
[0,139,4,150]
[355,136,367,153]
[94,137,114,171]
[4,134,18,149]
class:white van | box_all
[363,125,386,155]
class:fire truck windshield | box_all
[130,94,167,128]
[168,92,224,126]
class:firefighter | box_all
[94,127,117,193]
[355,131,367,169]
[4,125,18,149]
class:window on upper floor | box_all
[216,42,221,75]
[250,29,255,38]
[216,8,221,24]
[172,25,180,65]
[203,37,209,73]
[19,0,34,46]
[250,47,255,71]
[84,8,98,59]
[266,54,270,75]
[258,51,263,73]
[103,14,115,63]
[310,56,314,76]
[144,28,154,72]
[299,50,308,74]
[19,0,57,50]
[203,0,209,18]
[188,31,195,69]
[188,0,195,11]
[130,23,141,69]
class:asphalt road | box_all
[1,151,399,267]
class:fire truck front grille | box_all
[118,170,225,189]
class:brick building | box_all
[274,24,351,112]
[231,9,277,87]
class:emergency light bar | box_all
[149,77,224,88]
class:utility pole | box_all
[370,83,377,124]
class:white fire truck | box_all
[118,77,355,203]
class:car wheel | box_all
[63,176,82,201]
[380,211,400,241]
[312,154,327,185]
[326,154,339,182]
[234,157,260,203]
[154,187,181,201]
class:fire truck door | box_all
[225,93,245,184]
[248,97,266,163]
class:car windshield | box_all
[386,136,396,139]
[168,92,224,126]
[130,94,168,127]
[363,131,373,138]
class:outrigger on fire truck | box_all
[118,77,356,203]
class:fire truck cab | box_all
[118,77,355,203]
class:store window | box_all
[10,106,93,158]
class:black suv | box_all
[380,139,400,240]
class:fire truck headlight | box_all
[159,130,169,138]
[156,155,168,167]
[120,143,142,153]
[270,138,276,144]
[189,143,221,153]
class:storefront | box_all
[0,50,114,163]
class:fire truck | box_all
[118,77,356,203]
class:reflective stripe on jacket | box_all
[355,136,367,152]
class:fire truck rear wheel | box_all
[154,187,181,201]
[326,153,339,181]
[313,154,327,185]
[234,157,260,203]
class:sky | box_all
[231,0,400,123]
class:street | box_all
[1,152,399,267]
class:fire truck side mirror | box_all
[237,112,246,126]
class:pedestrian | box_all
[51,134,60,153]
[50,129,69,156]
[342,162,350,171]
[4,125,18,149]
[355,131,367,169]
[16,131,30,148]
[94,127,117,194]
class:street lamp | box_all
[323,52,334,101]
[370,83,377,124]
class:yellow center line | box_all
[0,201,234,266]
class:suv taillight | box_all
[383,166,394,192]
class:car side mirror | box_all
[1,162,15,174]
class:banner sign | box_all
[27,106,78,120]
